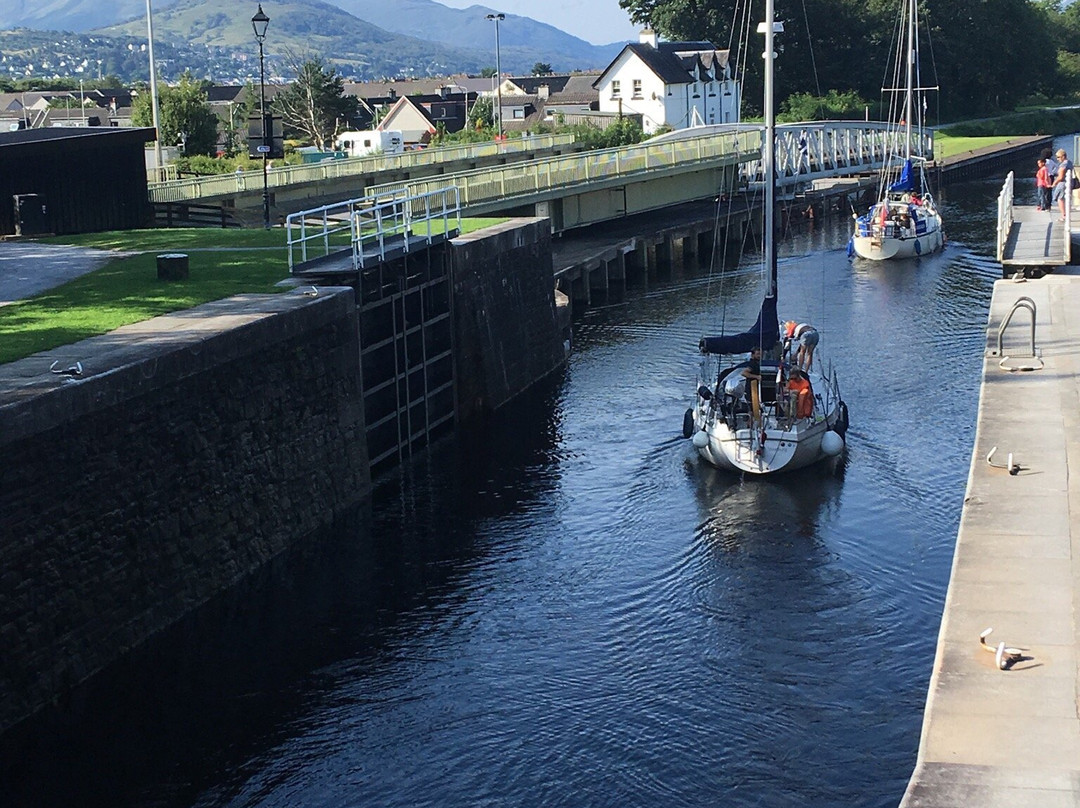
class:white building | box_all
[593,30,740,134]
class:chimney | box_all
[639,29,658,48]
[538,84,549,100]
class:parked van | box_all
[334,130,404,158]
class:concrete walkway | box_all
[900,270,1080,806]
[0,241,124,306]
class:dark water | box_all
[4,163,1035,807]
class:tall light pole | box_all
[485,12,504,140]
[146,0,163,178]
[252,4,271,229]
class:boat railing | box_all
[995,295,1044,371]
[995,171,1015,263]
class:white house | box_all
[593,30,740,134]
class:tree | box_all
[532,62,553,76]
[469,96,494,130]
[132,72,220,156]
[273,55,359,150]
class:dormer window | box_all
[611,80,621,99]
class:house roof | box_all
[598,41,731,87]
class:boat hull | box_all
[692,396,845,475]
[852,226,944,260]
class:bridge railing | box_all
[361,129,763,209]
[285,186,461,273]
[996,171,1014,263]
[148,134,574,204]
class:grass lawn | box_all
[0,218,506,365]
[934,134,1017,160]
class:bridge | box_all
[996,170,1072,278]
[150,121,925,234]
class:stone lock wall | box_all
[0,288,370,733]
[451,218,567,420]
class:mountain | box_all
[0,0,623,76]
[329,0,623,69]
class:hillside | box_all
[0,0,623,77]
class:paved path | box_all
[0,242,124,306]
[900,269,1080,807]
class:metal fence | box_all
[362,129,764,209]
[147,134,574,204]
[285,186,462,273]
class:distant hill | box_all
[0,0,624,76]
[330,0,624,70]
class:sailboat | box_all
[850,0,944,260]
[682,0,849,475]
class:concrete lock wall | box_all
[0,288,371,734]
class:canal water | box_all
[2,159,1046,806]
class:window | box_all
[611,80,621,99]
[632,79,642,99]
[513,108,524,119]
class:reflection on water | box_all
[2,175,1011,808]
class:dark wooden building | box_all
[0,127,155,237]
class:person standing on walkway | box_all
[1051,148,1074,221]
[1036,158,1052,211]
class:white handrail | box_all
[996,171,1014,264]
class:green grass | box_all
[934,135,1016,160]
[0,248,289,364]
[0,218,508,365]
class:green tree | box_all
[468,95,494,130]
[532,62,553,76]
[132,72,220,156]
[273,55,359,150]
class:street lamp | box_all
[146,0,163,179]
[485,12,504,140]
[252,4,271,229]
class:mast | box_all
[904,0,914,160]
[761,0,780,298]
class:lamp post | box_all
[485,12,504,140]
[146,0,163,179]
[252,4,271,229]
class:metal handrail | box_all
[996,171,1014,264]
[148,134,574,204]
[285,186,461,273]
[996,295,1043,371]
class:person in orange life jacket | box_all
[786,367,814,420]
[784,321,819,371]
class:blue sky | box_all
[438,0,641,46]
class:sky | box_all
[437,0,641,46]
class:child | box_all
[1036,158,1052,211]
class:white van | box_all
[334,129,405,158]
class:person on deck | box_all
[784,321,819,371]
[786,367,814,420]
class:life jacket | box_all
[787,376,813,418]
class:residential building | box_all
[593,30,740,134]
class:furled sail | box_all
[699,294,779,355]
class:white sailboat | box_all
[850,0,944,261]
[682,0,849,475]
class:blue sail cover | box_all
[699,294,779,355]
[888,159,915,193]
